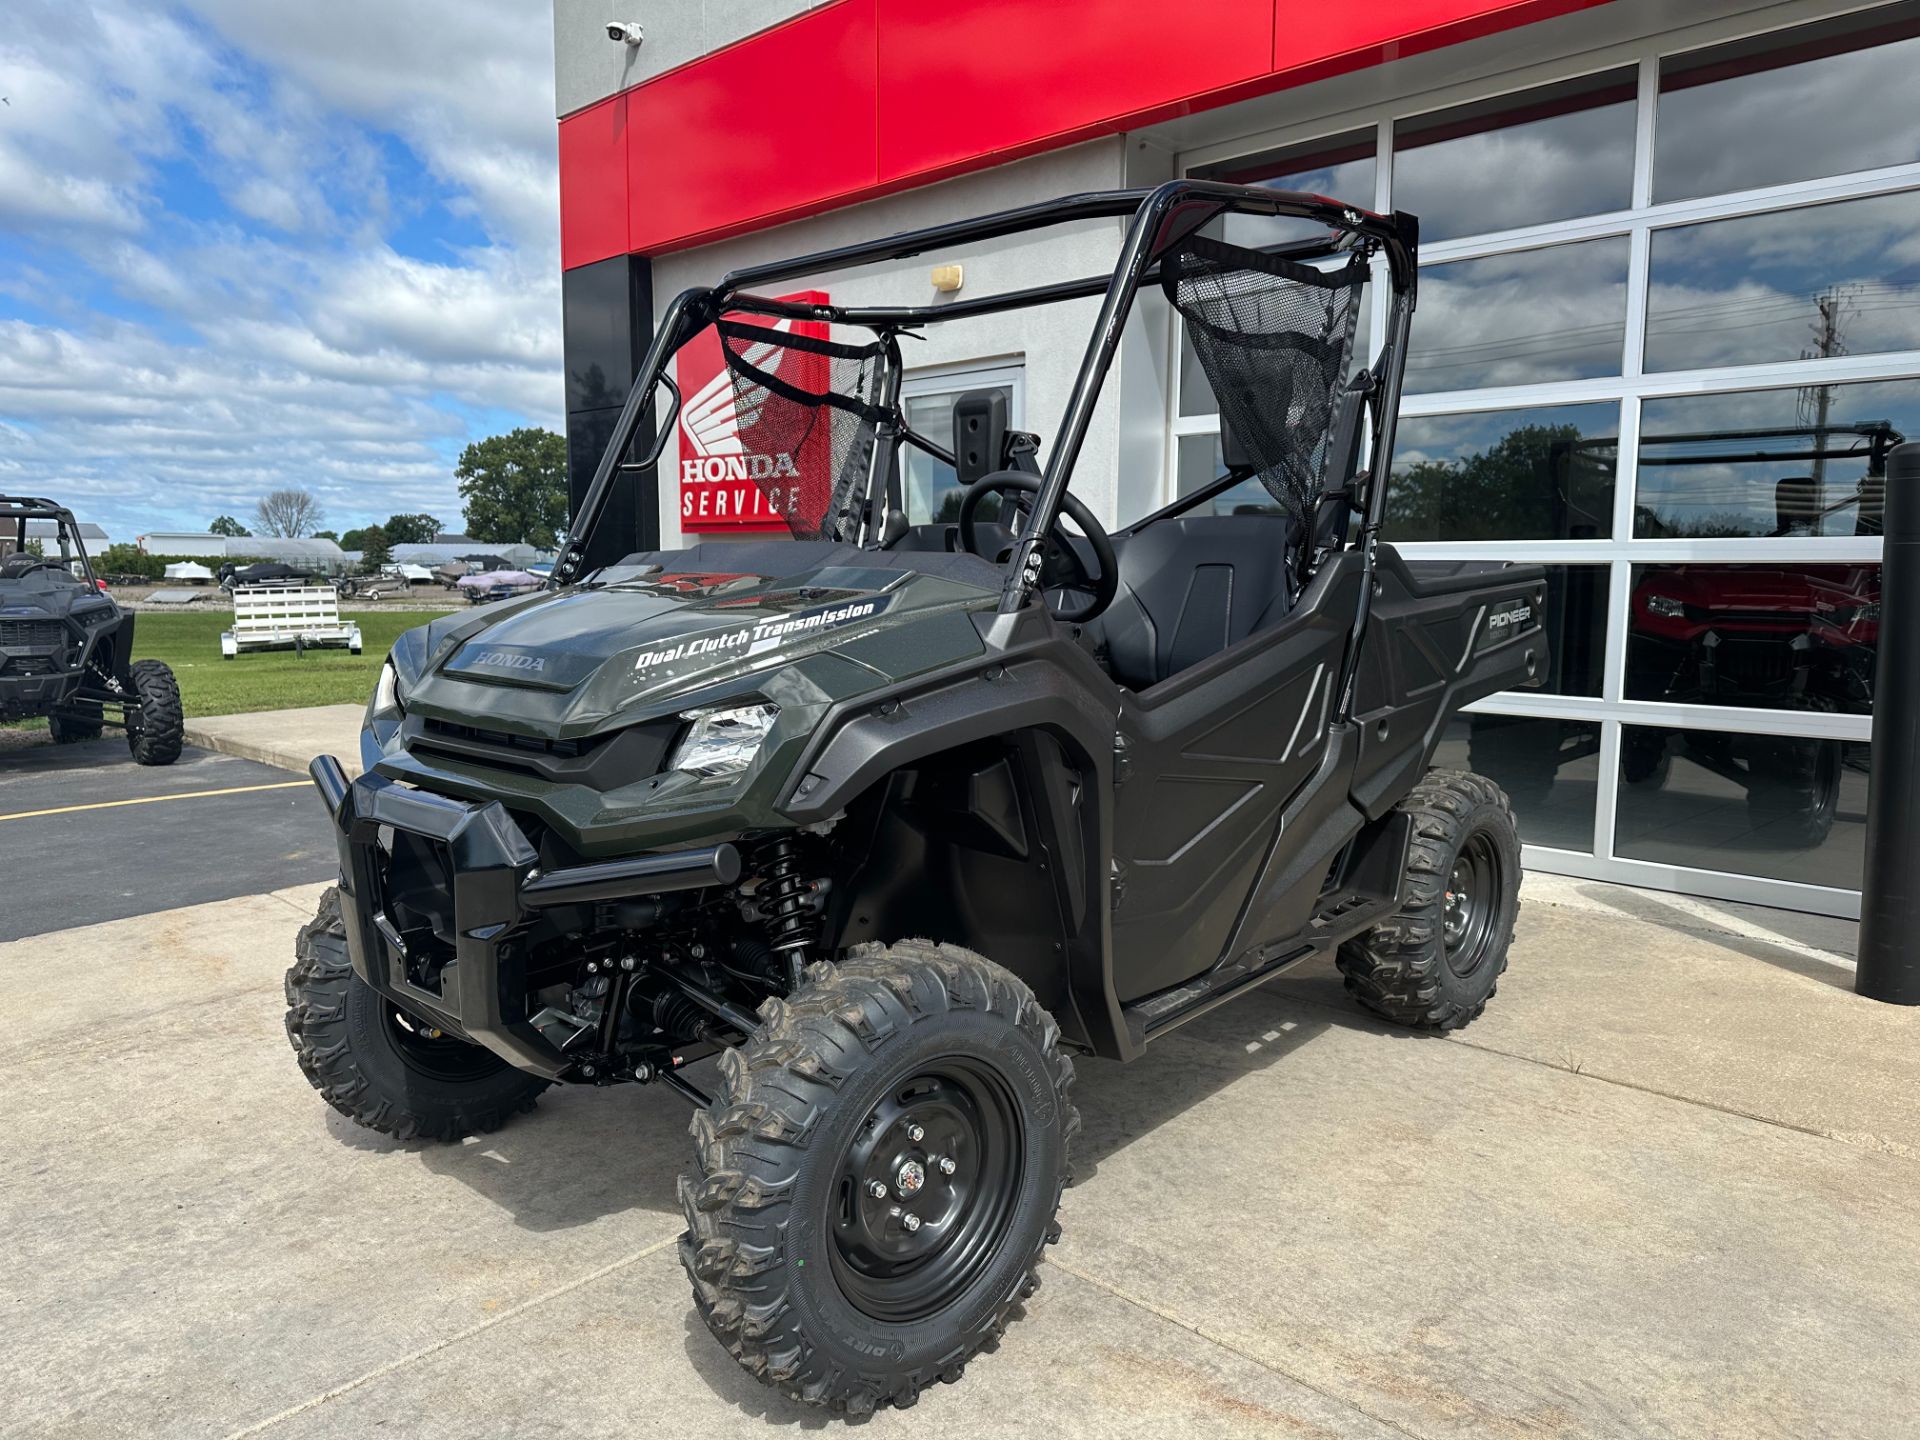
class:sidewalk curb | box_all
[181,704,365,780]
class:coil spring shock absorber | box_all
[753,835,821,989]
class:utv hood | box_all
[398,555,998,733]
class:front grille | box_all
[0,619,63,649]
[421,717,598,760]
[1713,640,1797,692]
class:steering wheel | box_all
[957,472,1119,624]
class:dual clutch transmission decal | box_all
[632,594,893,677]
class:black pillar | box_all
[1858,442,1920,1003]
[562,253,657,568]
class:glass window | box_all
[1655,4,1920,203]
[1393,70,1637,242]
[1615,725,1869,890]
[1404,238,1629,394]
[1432,715,1599,853]
[1626,563,1879,716]
[1174,433,1283,515]
[1388,402,1618,540]
[1195,130,1378,251]
[900,379,1018,525]
[1644,189,1920,373]
[1635,383,1911,538]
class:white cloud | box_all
[0,0,565,537]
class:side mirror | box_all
[952,390,1009,489]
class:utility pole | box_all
[1798,284,1858,529]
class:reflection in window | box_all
[901,385,1014,525]
[1656,5,1920,203]
[1405,238,1629,393]
[1635,384,1910,537]
[1644,189,1920,373]
[1196,130,1378,252]
[1393,70,1637,242]
[1432,715,1598,853]
[1626,564,1879,716]
[1615,725,1869,890]
[1175,433,1282,515]
[1388,403,1617,540]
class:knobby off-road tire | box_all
[126,658,184,766]
[1745,734,1842,848]
[680,941,1078,1415]
[48,703,104,743]
[1337,769,1520,1030]
[283,887,549,1141]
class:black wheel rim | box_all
[1442,830,1502,979]
[384,1006,505,1083]
[827,1057,1024,1324]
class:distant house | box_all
[138,532,228,559]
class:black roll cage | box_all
[553,179,1419,628]
[0,496,99,583]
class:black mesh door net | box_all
[1164,235,1367,527]
[715,318,889,542]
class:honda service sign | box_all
[676,291,828,532]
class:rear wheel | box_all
[680,941,1076,1415]
[48,703,104,743]
[1746,735,1842,848]
[283,887,549,1141]
[126,659,183,766]
[1337,769,1520,1030]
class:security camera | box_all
[606,20,644,46]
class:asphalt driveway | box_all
[0,731,333,940]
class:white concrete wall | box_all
[648,138,1184,547]
[552,0,827,116]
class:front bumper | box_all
[310,754,740,1079]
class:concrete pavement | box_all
[6,875,1917,1438]
[183,704,366,778]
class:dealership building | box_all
[551,0,1917,918]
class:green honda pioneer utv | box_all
[285,181,1547,1414]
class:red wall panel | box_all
[1273,0,1603,75]
[874,0,1275,182]
[624,0,880,255]
[557,93,629,270]
[557,0,1615,265]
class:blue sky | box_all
[0,1,562,542]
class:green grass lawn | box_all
[5,609,452,732]
[130,610,454,718]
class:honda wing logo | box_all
[677,297,830,529]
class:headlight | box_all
[1644,594,1686,618]
[668,703,779,778]
[371,661,404,721]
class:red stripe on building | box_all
[560,0,1614,268]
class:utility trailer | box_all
[220,583,363,659]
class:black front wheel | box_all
[283,887,550,1141]
[126,658,184,766]
[1337,769,1521,1030]
[680,941,1077,1415]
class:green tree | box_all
[208,515,251,537]
[382,513,442,546]
[1387,424,1610,542]
[339,527,366,553]
[457,428,568,548]
[313,529,338,541]
[358,524,392,570]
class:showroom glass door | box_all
[1174,1,1920,917]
